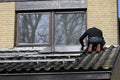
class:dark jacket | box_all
[79,27,104,47]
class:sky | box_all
[118,0,120,18]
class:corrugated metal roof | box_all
[0,45,119,74]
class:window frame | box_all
[15,12,52,47]
[15,10,87,47]
[54,11,87,45]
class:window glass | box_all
[16,11,86,48]
[17,13,49,45]
[55,12,86,45]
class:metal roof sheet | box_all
[0,45,119,74]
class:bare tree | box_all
[19,14,48,43]
[19,14,42,43]
[18,12,86,45]
[55,13,86,45]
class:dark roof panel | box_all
[0,45,119,74]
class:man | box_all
[79,27,105,53]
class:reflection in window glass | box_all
[55,12,86,45]
[17,13,49,45]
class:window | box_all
[16,10,86,51]
[16,12,50,46]
[55,11,86,45]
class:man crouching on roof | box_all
[79,27,105,53]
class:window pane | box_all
[17,13,49,45]
[55,12,86,45]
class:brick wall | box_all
[87,0,118,46]
[0,0,118,48]
[0,2,15,48]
